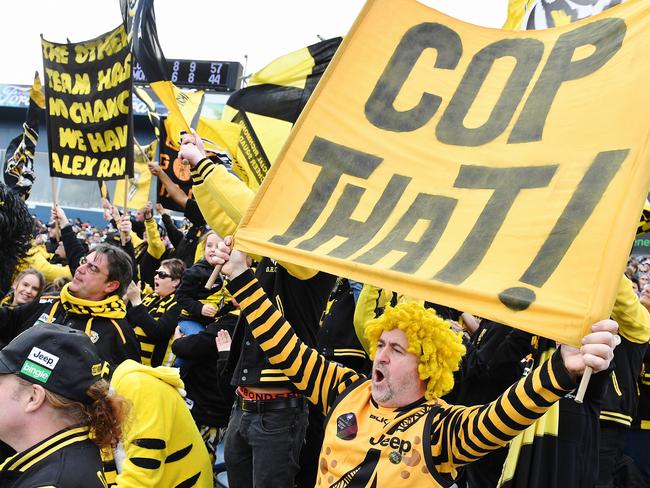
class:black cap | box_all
[0,323,105,404]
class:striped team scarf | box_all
[59,283,126,319]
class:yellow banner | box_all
[114,140,156,210]
[155,82,203,150]
[234,0,650,346]
[196,117,240,159]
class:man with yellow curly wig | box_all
[214,238,619,487]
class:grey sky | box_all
[0,0,507,85]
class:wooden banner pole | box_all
[574,366,592,404]
[205,264,223,290]
[120,174,129,246]
[50,177,60,240]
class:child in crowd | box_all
[0,268,44,308]
[174,231,234,369]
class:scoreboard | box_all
[133,59,244,92]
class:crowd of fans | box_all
[0,137,647,487]
[627,255,650,300]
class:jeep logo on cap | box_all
[28,347,60,369]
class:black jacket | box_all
[453,320,530,406]
[317,278,370,374]
[176,259,233,325]
[600,335,648,427]
[633,347,650,428]
[0,426,107,487]
[161,200,206,268]
[172,313,238,427]
[0,294,140,368]
[226,258,336,389]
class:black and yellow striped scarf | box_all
[59,283,126,319]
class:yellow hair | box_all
[365,302,466,400]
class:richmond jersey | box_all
[226,270,577,487]
[321,381,452,486]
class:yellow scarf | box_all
[59,283,126,319]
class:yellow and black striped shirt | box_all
[227,269,577,487]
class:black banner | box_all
[42,25,134,181]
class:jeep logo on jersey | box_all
[28,347,60,369]
[368,434,412,455]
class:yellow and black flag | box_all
[222,37,341,190]
[98,180,110,201]
[504,0,624,29]
[3,72,45,199]
[42,25,134,181]
[114,140,157,210]
[134,85,162,138]
[637,200,650,236]
[163,87,204,150]
[122,0,191,138]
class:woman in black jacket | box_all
[125,258,186,366]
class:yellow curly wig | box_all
[365,302,466,400]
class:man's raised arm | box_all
[178,132,320,280]
[215,237,362,415]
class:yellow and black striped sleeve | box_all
[428,349,576,471]
[227,269,362,415]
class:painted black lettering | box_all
[365,23,462,132]
[355,193,457,273]
[435,164,558,284]
[509,18,625,143]
[521,149,629,286]
[270,137,383,245]
[437,38,544,146]
[499,149,628,311]
[296,175,411,255]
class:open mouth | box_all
[373,369,385,383]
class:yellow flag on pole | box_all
[114,140,157,210]
[234,0,650,347]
